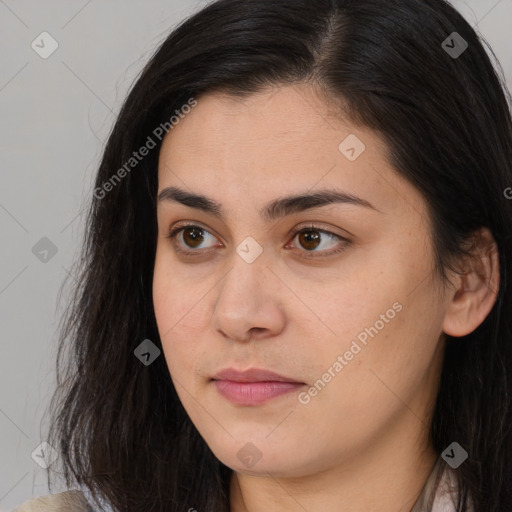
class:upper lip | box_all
[212,367,303,383]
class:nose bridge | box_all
[211,242,286,341]
[219,240,270,310]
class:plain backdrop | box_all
[1,0,511,510]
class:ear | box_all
[442,227,500,337]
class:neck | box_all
[229,416,438,512]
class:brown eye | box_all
[166,223,349,259]
[297,230,322,251]
[182,227,206,248]
[291,227,341,253]
[286,224,351,259]
[166,224,220,254]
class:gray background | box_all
[1,1,511,510]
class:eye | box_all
[286,224,350,259]
[166,224,221,254]
[165,222,350,258]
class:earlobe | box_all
[442,227,500,338]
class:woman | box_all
[14,0,512,510]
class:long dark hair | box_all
[45,0,512,510]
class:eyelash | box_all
[165,222,350,260]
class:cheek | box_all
[305,250,445,409]
[152,251,202,380]
[152,244,207,341]
[318,283,445,421]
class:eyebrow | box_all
[157,186,378,222]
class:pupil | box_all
[184,227,204,247]
[300,230,320,250]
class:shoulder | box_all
[12,490,94,512]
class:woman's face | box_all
[153,84,450,477]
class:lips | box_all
[211,367,305,405]
[212,367,303,383]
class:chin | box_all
[210,443,314,478]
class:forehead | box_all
[156,85,427,223]
[160,85,354,160]
[159,85,375,179]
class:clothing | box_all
[11,489,94,512]
[410,456,473,512]
[12,458,471,512]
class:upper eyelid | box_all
[167,221,221,241]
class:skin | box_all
[152,83,499,512]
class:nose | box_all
[210,252,287,343]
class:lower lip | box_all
[213,380,305,405]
